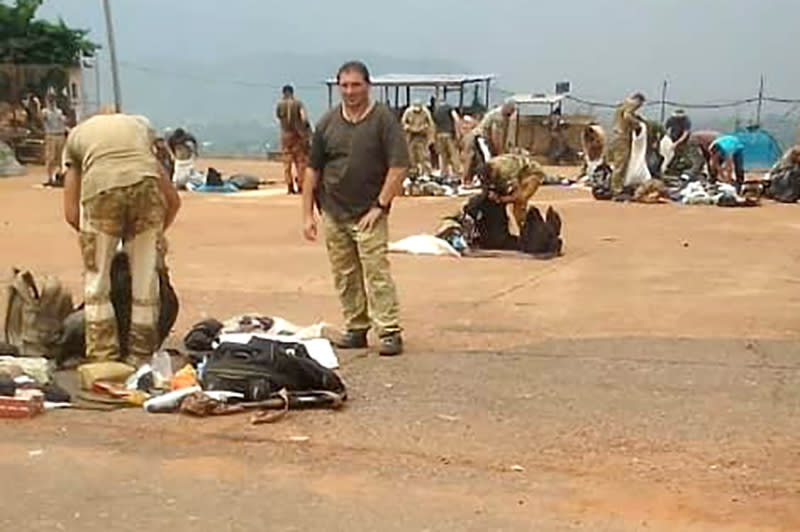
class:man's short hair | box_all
[282,84,294,96]
[336,61,371,84]
[630,92,646,103]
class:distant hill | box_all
[110,51,472,155]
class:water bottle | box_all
[150,351,173,389]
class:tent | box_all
[730,127,782,170]
[0,141,26,177]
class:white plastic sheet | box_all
[388,235,461,257]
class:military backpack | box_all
[4,269,74,359]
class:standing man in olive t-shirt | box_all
[303,61,409,356]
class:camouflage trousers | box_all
[435,133,462,176]
[608,135,632,195]
[281,130,309,190]
[80,178,166,361]
[407,134,432,177]
[322,212,401,337]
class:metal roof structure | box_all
[324,73,495,111]
[324,73,495,88]
[508,93,567,106]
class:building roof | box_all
[324,73,495,87]
[508,93,567,106]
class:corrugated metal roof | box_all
[325,73,495,87]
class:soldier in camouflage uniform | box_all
[62,113,181,362]
[607,92,646,197]
[276,85,311,194]
[461,102,515,185]
[484,152,545,233]
[401,102,435,178]
[432,98,462,177]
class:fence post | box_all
[659,79,668,123]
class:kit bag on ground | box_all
[766,167,800,203]
[519,206,563,257]
[183,318,224,352]
[205,167,224,187]
[202,337,346,402]
[591,163,613,200]
[228,174,260,191]
[461,192,519,250]
[4,269,74,359]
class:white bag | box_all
[624,122,651,187]
[659,135,675,174]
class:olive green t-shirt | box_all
[310,103,409,222]
[63,114,161,203]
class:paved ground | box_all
[1,160,799,531]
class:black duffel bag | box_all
[201,337,346,401]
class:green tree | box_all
[0,0,99,66]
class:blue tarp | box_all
[730,128,783,170]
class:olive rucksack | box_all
[766,167,800,203]
[4,269,74,359]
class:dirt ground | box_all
[1,159,799,531]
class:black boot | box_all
[379,332,403,356]
[334,329,368,349]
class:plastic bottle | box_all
[150,351,174,389]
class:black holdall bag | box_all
[519,206,563,258]
[202,337,346,402]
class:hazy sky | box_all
[31,0,799,145]
[38,0,798,99]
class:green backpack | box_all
[4,269,74,359]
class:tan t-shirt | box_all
[475,107,510,151]
[63,114,161,203]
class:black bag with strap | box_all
[201,337,346,402]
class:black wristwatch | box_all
[375,199,391,214]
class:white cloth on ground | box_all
[215,315,340,369]
[388,234,461,257]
